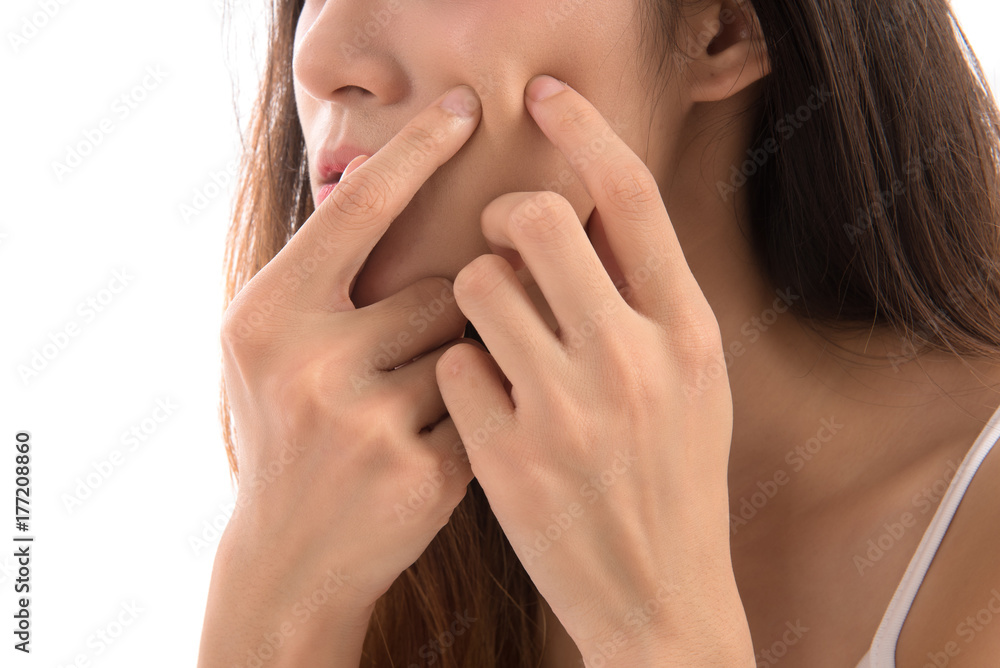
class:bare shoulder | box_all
[895,415,1000,667]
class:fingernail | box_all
[527,75,567,103]
[440,85,480,119]
[341,154,368,179]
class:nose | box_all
[292,1,407,105]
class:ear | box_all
[678,0,770,103]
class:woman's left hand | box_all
[435,74,754,667]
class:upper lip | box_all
[315,142,377,185]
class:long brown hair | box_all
[219,1,1000,665]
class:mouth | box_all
[315,141,377,207]
[315,173,343,206]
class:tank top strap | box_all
[859,399,1000,667]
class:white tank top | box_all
[855,400,1000,667]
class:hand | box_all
[435,76,754,666]
[202,85,483,665]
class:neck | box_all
[658,91,1000,546]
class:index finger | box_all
[257,85,482,312]
[523,75,696,320]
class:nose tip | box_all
[292,4,407,106]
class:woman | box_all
[199,0,1000,665]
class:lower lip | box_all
[316,181,340,206]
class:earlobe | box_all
[683,0,771,103]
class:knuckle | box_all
[453,254,510,303]
[600,331,665,400]
[599,161,660,219]
[220,303,246,348]
[508,193,572,243]
[268,355,349,430]
[620,360,663,411]
[402,445,452,482]
[220,291,266,353]
[671,313,725,371]
[219,283,300,358]
[327,171,389,223]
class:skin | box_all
[292,0,1000,665]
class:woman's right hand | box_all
[199,84,483,665]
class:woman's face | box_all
[293,0,683,308]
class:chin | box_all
[348,232,464,309]
[343,200,428,308]
[349,201,488,308]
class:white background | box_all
[0,1,997,665]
